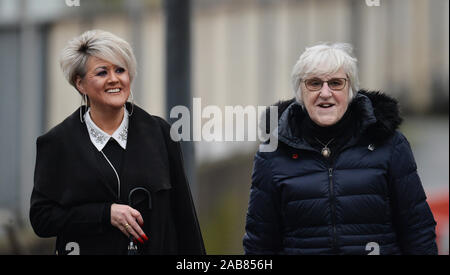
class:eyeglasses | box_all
[303,78,348,91]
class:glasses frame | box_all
[302,77,349,92]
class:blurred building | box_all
[0,0,448,254]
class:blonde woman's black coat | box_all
[30,104,205,255]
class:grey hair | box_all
[59,29,137,94]
[291,42,359,106]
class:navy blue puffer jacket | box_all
[243,91,437,255]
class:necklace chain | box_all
[315,137,335,148]
[315,137,334,158]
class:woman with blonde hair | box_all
[30,30,205,255]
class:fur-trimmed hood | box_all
[264,90,403,149]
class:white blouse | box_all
[84,108,129,151]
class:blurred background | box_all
[0,0,448,254]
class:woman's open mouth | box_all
[318,103,335,109]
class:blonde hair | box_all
[291,42,359,106]
[59,29,137,94]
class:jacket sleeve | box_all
[30,135,112,238]
[388,132,438,254]
[243,152,283,254]
[157,117,206,255]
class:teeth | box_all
[106,88,121,93]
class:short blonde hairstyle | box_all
[291,42,359,106]
[59,29,137,94]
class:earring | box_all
[79,93,88,123]
[127,90,134,116]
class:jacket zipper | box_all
[294,144,340,253]
[328,167,338,253]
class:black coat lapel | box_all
[74,107,120,200]
[119,104,172,203]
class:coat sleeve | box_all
[156,117,206,255]
[243,152,283,254]
[30,135,112,238]
[388,132,438,254]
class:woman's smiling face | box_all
[301,68,350,127]
[76,56,131,111]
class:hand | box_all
[110,203,149,243]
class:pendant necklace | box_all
[315,137,335,158]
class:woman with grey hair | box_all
[30,30,205,255]
[243,42,437,254]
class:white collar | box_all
[84,108,129,151]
